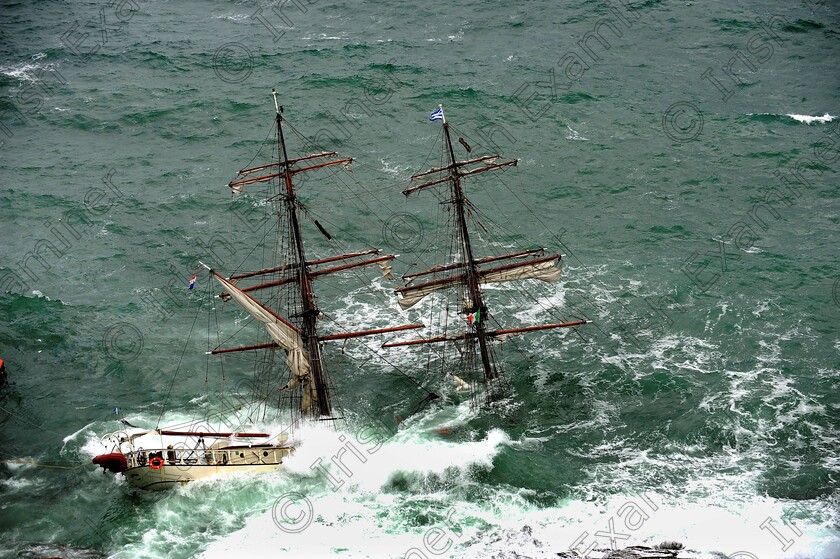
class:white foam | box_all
[0,60,59,84]
[301,34,347,41]
[747,112,835,124]
[786,113,834,124]
[0,475,48,492]
[566,125,589,141]
[378,158,412,177]
[213,13,249,21]
[61,421,95,452]
[195,484,839,559]
[280,416,508,493]
[448,30,464,42]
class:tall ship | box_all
[91,96,586,490]
[93,91,424,490]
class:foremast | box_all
[272,89,331,418]
[209,90,424,421]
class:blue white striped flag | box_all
[429,108,444,122]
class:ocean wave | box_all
[212,13,249,22]
[195,485,840,559]
[745,112,835,125]
[0,57,59,84]
[786,113,835,124]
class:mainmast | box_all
[273,89,331,418]
[392,105,586,391]
[439,110,496,381]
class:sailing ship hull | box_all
[123,461,286,491]
[114,443,294,491]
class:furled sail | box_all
[397,257,561,310]
[212,273,312,380]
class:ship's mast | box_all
[439,109,496,381]
[389,106,587,398]
[272,89,332,417]
[217,93,428,418]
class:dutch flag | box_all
[188,273,197,289]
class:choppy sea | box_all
[1,0,838,557]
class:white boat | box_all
[94,430,293,491]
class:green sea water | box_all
[0,0,838,557]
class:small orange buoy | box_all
[149,456,164,470]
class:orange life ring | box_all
[149,456,164,470]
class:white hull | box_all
[118,443,294,491]
[124,461,285,491]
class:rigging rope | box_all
[1,460,87,470]
[155,287,204,429]
[318,312,436,398]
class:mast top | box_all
[429,103,446,125]
[271,88,282,115]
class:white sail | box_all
[398,282,450,310]
[213,274,312,380]
[398,258,561,310]
[482,257,561,283]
